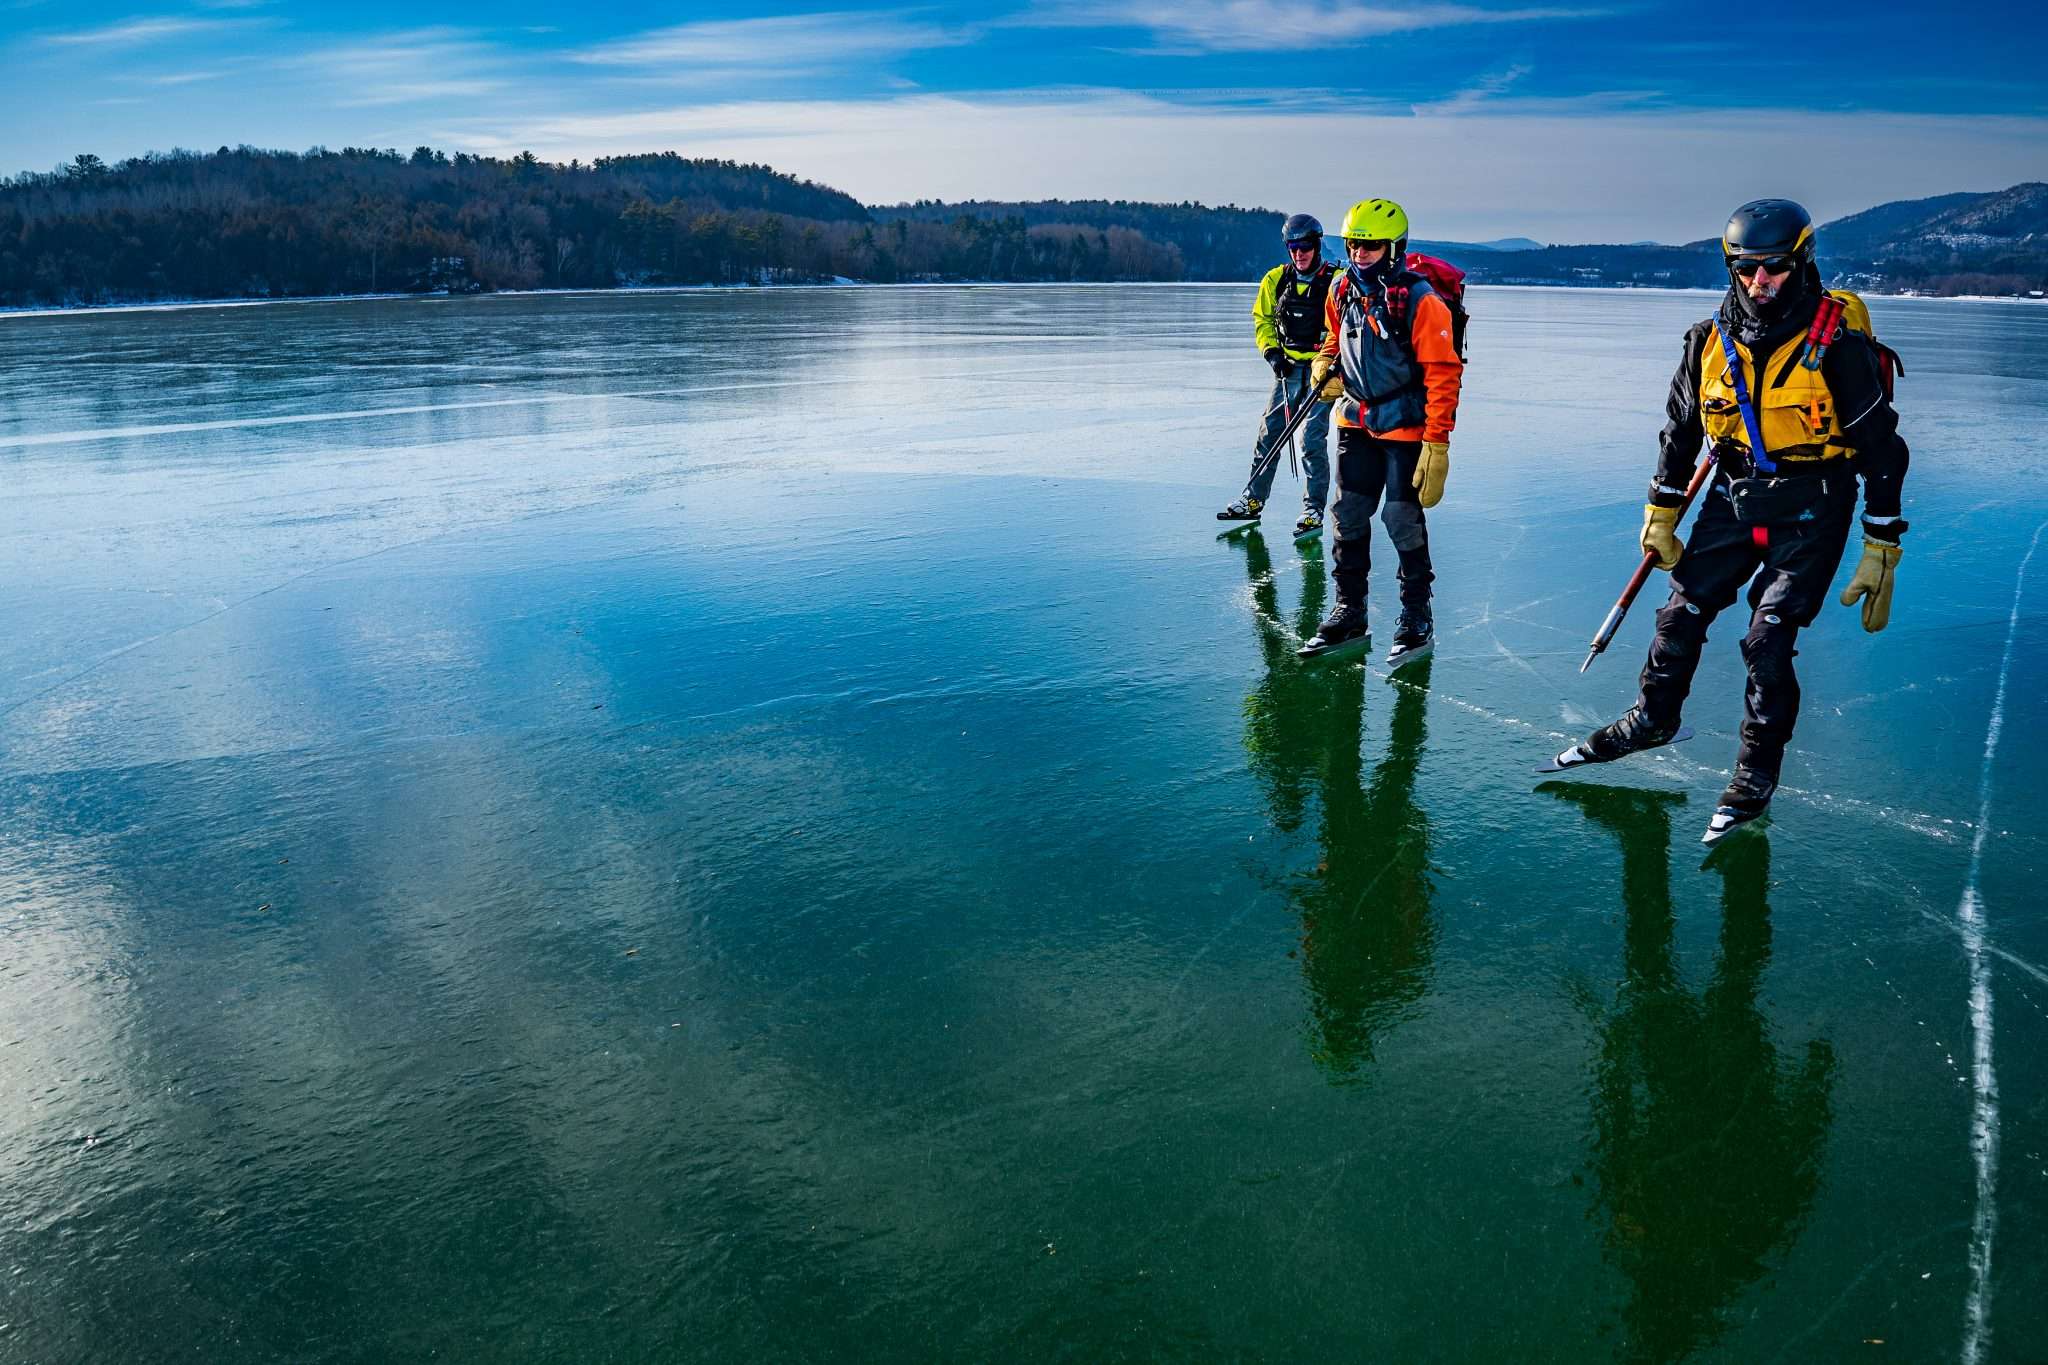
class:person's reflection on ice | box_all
[1236,530,1437,1085]
[1544,782,1835,1361]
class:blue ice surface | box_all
[0,284,2044,1361]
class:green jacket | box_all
[1254,261,1336,362]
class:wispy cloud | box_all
[42,15,242,47]
[289,28,512,107]
[1015,0,1604,53]
[575,10,976,71]
[1411,61,1531,115]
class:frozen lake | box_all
[2,284,2045,1360]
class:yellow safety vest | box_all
[1699,324,1850,464]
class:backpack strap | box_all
[1335,271,1385,338]
[1800,295,1845,372]
[1715,325,1777,475]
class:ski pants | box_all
[1330,428,1433,615]
[1634,472,1856,781]
[1245,366,1332,510]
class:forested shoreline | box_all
[5,146,2044,309]
[0,146,1190,308]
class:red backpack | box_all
[1397,253,1469,360]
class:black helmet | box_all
[1722,198,1814,266]
[1723,198,1817,325]
[1282,213,1323,249]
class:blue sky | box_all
[4,0,2045,240]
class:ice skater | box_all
[1545,198,1911,844]
[1217,213,1337,541]
[1297,198,1465,669]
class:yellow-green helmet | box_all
[1340,198,1409,246]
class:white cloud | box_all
[1411,62,1533,115]
[1014,0,1604,53]
[575,10,976,70]
[339,80,506,107]
[42,16,241,47]
[289,28,512,107]
[433,89,2048,243]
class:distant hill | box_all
[0,146,1176,307]
[1413,238,1534,257]
[1815,190,1986,258]
[1448,241,1727,290]
[1443,185,2048,296]
[871,199,1275,280]
[1822,183,2048,295]
[0,145,883,305]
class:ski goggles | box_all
[1729,254,1798,277]
[1285,239,1320,253]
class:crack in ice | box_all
[1954,519,2043,1365]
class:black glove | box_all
[1265,349,1291,379]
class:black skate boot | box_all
[1537,706,1694,775]
[1702,767,1776,845]
[1297,601,1369,660]
[1386,612,1434,671]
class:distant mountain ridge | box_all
[1446,185,2048,295]
[880,187,2048,295]
[3,143,2043,307]
[1822,182,2048,295]
[1813,190,1986,257]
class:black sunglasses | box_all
[1730,255,1798,277]
[1345,239,1392,252]
[1286,239,1320,252]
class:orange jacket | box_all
[1319,286,1463,443]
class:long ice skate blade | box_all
[1296,632,1371,663]
[1216,519,1263,540]
[1533,725,1692,776]
[1701,804,1770,847]
[1386,637,1433,671]
[1292,525,1324,545]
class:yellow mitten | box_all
[1413,442,1450,509]
[1838,539,1901,632]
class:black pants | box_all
[1330,428,1434,614]
[1635,474,1856,781]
